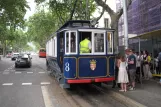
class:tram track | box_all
[66,84,128,107]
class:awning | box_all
[129,29,161,39]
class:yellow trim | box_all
[152,74,161,77]
[78,56,108,78]
[107,56,115,77]
[64,57,77,79]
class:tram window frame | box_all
[79,31,92,55]
[93,32,106,55]
[65,31,77,55]
[78,29,106,55]
[52,37,55,57]
[54,37,57,57]
[107,32,114,54]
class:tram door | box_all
[58,32,64,72]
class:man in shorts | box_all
[125,48,136,91]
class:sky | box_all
[24,0,36,20]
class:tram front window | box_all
[94,33,104,53]
[71,32,76,53]
[79,32,92,53]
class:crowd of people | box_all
[112,48,161,92]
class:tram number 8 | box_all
[65,62,70,72]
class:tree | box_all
[27,10,58,47]
[35,0,96,25]
[94,0,132,53]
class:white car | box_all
[11,53,19,60]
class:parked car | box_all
[15,54,32,68]
[11,53,19,60]
[6,53,12,58]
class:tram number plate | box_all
[65,62,70,72]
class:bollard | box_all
[0,56,1,60]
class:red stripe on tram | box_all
[95,77,115,82]
[67,77,115,84]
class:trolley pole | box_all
[86,0,89,20]
[122,0,129,49]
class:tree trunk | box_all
[111,21,119,54]
[2,41,6,57]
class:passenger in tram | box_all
[79,37,91,53]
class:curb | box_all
[102,84,147,107]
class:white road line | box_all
[3,72,9,74]
[15,72,21,74]
[27,72,33,74]
[2,83,13,85]
[41,82,50,85]
[39,72,45,73]
[22,83,32,85]
[41,86,54,107]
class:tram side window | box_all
[65,32,69,53]
[94,33,105,53]
[71,32,76,53]
[79,32,92,54]
[107,32,113,54]
[60,33,64,52]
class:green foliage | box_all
[27,10,58,47]
[0,0,29,29]
[27,0,96,47]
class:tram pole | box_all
[86,0,89,20]
[122,0,129,49]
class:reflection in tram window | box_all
[107,32,113,53]
[65,32,69,53]
[94,33,104,53]
[71,32,76,53]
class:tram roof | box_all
[56,20,114,32]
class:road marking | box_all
[3,72,9,74]
[39,72,45,73]
[2,83,13,85]
[27,72,33,74]
[15,72,21,74]
[22,83,32,85]
[41,86,54,107]
[41,82,50,85]
[4,70,9,72]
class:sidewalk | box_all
[110,79,161,107]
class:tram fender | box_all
[59,77,70,88]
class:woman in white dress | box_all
[117,56,129,92]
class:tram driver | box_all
[79,37,91,53]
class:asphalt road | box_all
[0,56,78,107]
[0,56,129,107]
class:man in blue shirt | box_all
[125,48,136,91]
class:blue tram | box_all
[46,20,115,88]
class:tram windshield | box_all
[64,30,113,55]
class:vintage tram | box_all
[46,20,115,88]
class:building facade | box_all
[117,0,161,53]
[94,0,116,28]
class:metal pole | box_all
[122,0,129,49]
[139,37,142,87]
[86,0,89,20]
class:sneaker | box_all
[129,87,134,91]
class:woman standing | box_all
[117,56,129,92]
[143,50,150,80]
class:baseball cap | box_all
[125,48,132,52]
